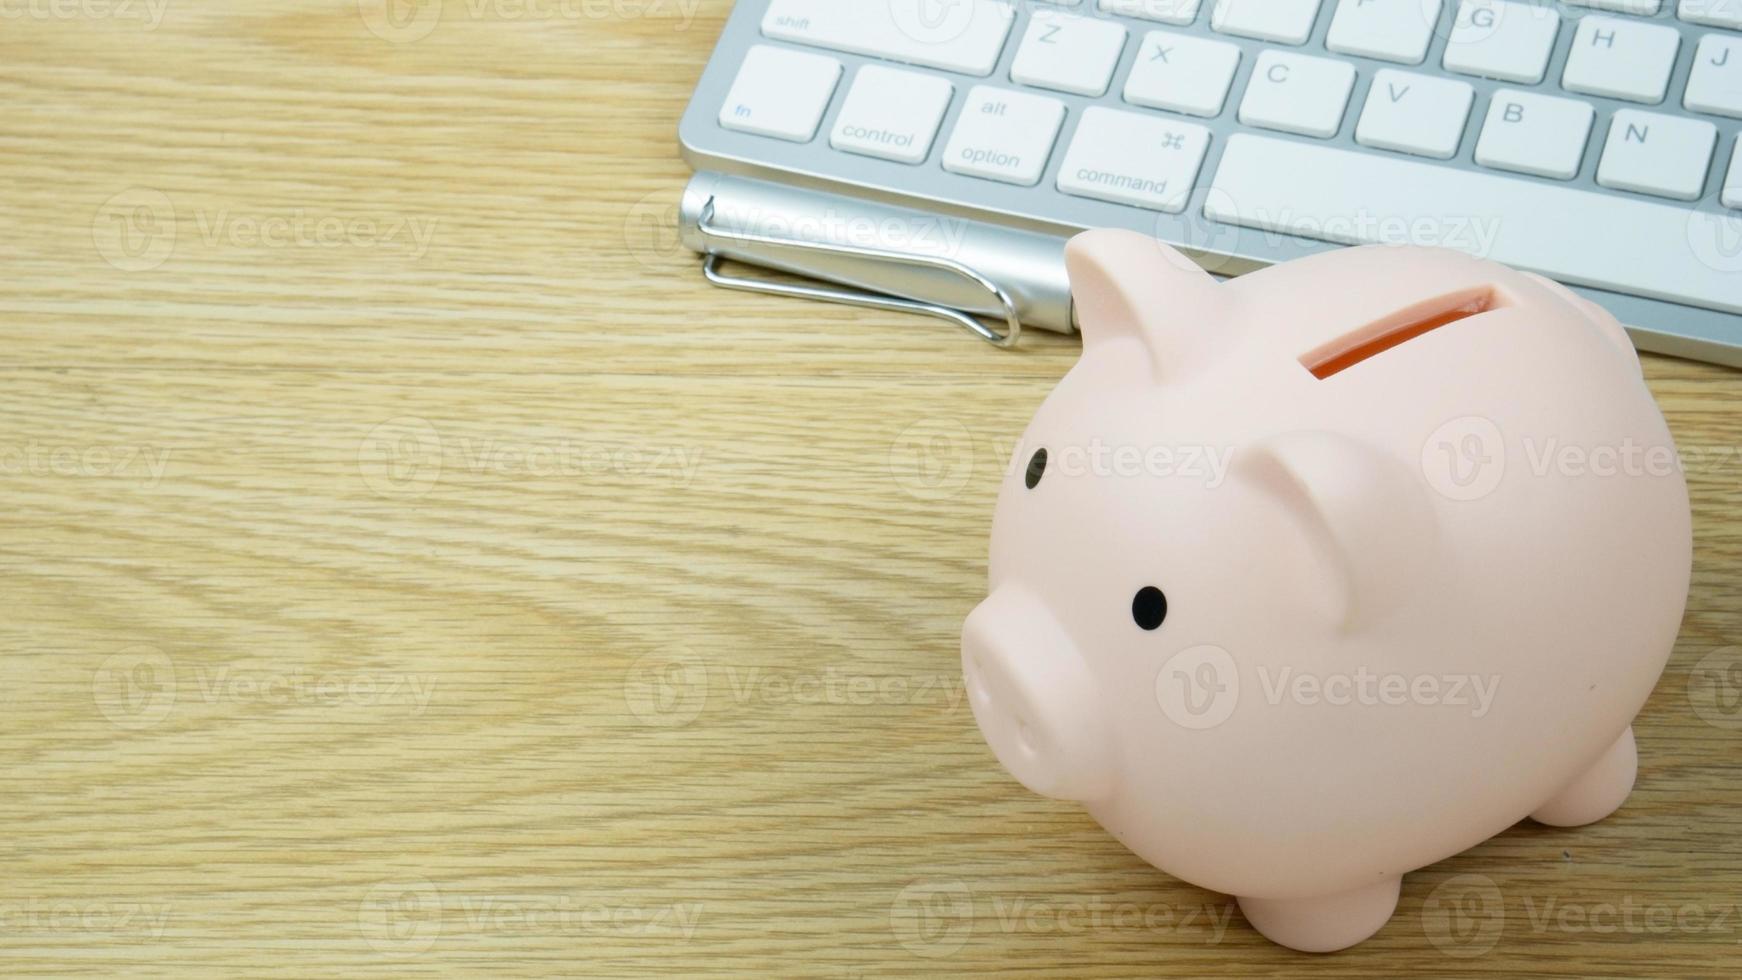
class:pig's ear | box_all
[1236,431,1441,632]
[1066,230,1223,379]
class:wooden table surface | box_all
[2,2,1740,976]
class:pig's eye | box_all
[1024,449,1048,490]
[1132,587,1168,631]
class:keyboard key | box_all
[830,66,954,164]
[1212,0,1324,44]
[1680,0,1742,29]
[1562,15,1681,104]
[1012,9,1128,96]
[1206,133,1742,315]
[1124,30,1242,117]
[1057,107,1212,212]
[1326,0,1444,65]
[1566,0,1661,11]
[1355,69,1475,158]
[1686,35,1742,119]
[1597,110,1718,200]
[761,0,1015,76]
[1443,0,1561,83]
[718,45,842,142]
[1474,90,1595,179]
[1725,139,1742,207]
[942,86,1067,185]
[1100,0,1204,24]
[1238,50,1357,138]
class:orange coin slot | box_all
[1303,288,1504,380]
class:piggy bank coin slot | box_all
[1302,287,1505,380]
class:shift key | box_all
[943,86,1067,186]
[761,0,1016,76]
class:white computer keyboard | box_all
[678,1,1742,364]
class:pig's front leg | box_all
[1530,726,1638,827]
[1236,876,1402,953]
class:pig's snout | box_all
[962,587,1116,803]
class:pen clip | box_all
[696,197,1022,349]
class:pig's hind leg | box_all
[1237,876,1402,953]
[1530,726,1638,827]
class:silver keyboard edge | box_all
[678,0,1742,368]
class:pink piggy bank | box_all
[961,230,1692,953]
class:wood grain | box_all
[1,2,1739,976]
